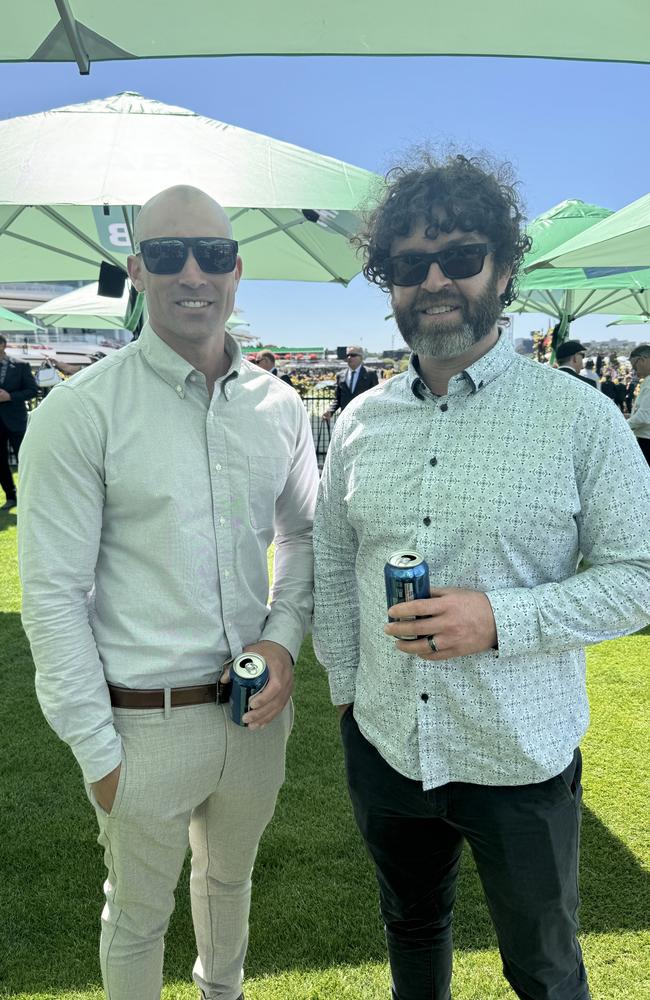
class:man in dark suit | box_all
[0,334,39,509]
[256,350,294,386]
[555,340,599,389]
[322,345,379,421]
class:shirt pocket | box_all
[248,455,291,532]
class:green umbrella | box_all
[606,315,650,327]
[4,2,650,73]
[0,304,38,331]
[525,191,650,272]
[0,92,380,284]
[509,201,650,347]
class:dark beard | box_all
[393,271,503,360]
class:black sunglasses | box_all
[384,243,495,287]
[346,353,361,358]
[136,237,239,275]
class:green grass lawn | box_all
[1,507,648,999]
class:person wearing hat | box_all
[555,340,598,388]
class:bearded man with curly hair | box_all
[313,153,650,1000]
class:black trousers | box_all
[0,422,23,500]
[636,436,650,466]
[341,710,590,1000]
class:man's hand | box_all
[240,639,294,730]
[322,409,332,422]
[384,588,498,661]
[91,763,121,814]
[0,389,10,403]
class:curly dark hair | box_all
[356,152,531,308]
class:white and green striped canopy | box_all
[4,2,650,74]
[0,92,380,284]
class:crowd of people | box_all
[4,154,650,1000]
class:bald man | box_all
[322,344,378,421]
[18,186,319,1000]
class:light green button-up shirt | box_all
[313,333,650,790]
[19,324,318,783]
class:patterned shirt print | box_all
[313,333,650,790]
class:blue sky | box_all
[1,54,649,350]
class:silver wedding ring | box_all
[427,635,438,653]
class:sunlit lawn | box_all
[1,507,648,999]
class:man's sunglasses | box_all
[384,243,495,287]
[136,237,239,275]
[346,353,361,358]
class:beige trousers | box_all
[89,699,292,1000]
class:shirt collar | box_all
[407,329,516,399]
[138,322,243,395]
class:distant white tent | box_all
[28,282,129,329]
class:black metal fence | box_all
[300,388,338,471]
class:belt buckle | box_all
[217,661,232,705]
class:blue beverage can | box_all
[384,551,430,640]
[230,653,269,726]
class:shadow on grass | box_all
[2,626,648,994]
[0,508,17,532]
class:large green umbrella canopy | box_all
[509,200,650,329]
[4,2,650,73]
[0,304,38,331]
[0,92,379,284]
[524,192,650,272]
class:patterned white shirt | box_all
[313,333,650,790]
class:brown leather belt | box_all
[108,681,231,709]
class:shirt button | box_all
[225,569,230,578]
[421,693,429,702]
[423,516,431,526]
[440,403,448,412]
[175,385,184,397]
[429,457,437,467]
[189,374,197,382]
[219,517,226,525]
[215,463,222,471]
